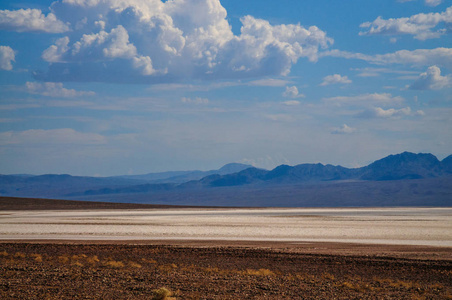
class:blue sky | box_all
[0,0,451,176]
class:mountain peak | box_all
[217,163,253,174]
[442,155,452,173]
[362,152,442,180]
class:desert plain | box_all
[1,197,452,299]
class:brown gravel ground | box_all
[1,241,451,299]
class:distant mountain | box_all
[442,155,452,174]
[182,167,269,188]
[112,163,253,183]
[199,152,452,188]
[0,174,146,198]
[1,152,451,207]
[263,163,354,182]
[0,163,253,198]
[360,152,444,180]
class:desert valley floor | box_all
[1,207,451,246]
[1,198,451,299]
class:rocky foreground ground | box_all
[1,242,451,299]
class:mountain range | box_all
[1,152,451,207]
[195,152,452,187]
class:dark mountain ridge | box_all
[199,152,451,188]
[359,152,444,181]
[1,152,451,205]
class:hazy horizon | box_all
[1,0,451,176]
[2,150,451,177]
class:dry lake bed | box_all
[1,207,451,247]
[2,203,452,299]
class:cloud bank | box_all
[370,107,424,118]
[323,48,452,70]
[26,82,95,97]
[11,0,334,83]
[0,8,69,33]
[360,6,452,40]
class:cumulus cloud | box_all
[331,124,356,134]
[409,65,451,90]
[322,48,452,70]
[0,8,69,33]
[43,25,138,61]
[360,7,452,40]
[26,82,95,97]
[0,45,15,70]
[181,96,209,104]
[320,74,352,86]
[282,86,304,98]
[34,0,333,83]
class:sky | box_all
[0,0,451,176]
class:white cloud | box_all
[26,82,95,97]
[360,7,452,40]
[41,37,70,63]
[324,93,404,105]
[282,86,304,98]
[248,78,292,87]
[352,67,419,77]
[425,0,443,6]
[320,74,352,86]
[323,48,452,70]
[150,81,240,91]
[397,0,443,6]
[0,45,15,70]
[132,55,156,75]
[0,128,106,146]
[331,124,356,134]
[181,97,209,104]
[0,8,69,33]
[359,106,425,118]
[373,107,412,118]
[35,0,333,83]
[43,25,137,61]
[410,65,452,90]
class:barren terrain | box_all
[1,197,451,299]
